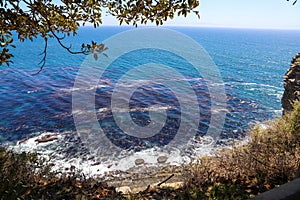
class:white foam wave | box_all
[229,81,283,90]
[97,105,174,114]
[60,77,219,94]
[8,131,230,177]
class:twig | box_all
[139,185,150,194]
[157,174,174,187]
[50,29,88,55]
[287,0,298,5]
[32,37,48,75]
[293,0,298,5]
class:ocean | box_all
[1,26,299,173]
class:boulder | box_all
[35,134,58,143]
[135,158,145,165]
[157,156,168,164]
[116,186,132,194]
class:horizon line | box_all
[80,24,300,31]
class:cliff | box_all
[281,53,300,115]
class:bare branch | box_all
[49,30,88,55]
[157,174,174,187]
[32,37,48,75]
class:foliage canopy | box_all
[0,0,200,73]
[1,0,298,73]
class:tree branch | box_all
[50,29,88,55]
[32,37,48,75]
[157,174,174,187]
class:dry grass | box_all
[180,101,300,199]
[0,148,123,199]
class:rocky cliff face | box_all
[281,53,300,115]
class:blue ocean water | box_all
[0,26,299,147]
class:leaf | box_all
[7,38,13,43]
[93,53,98,60]
[98,44,104,50]
[188,0,195,7]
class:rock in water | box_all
[135,158,145,165]
[157,156,168,163]
[282,52,300,115]
[35,134,58,143]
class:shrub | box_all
[0,147,122,199]
[182,101,300,199]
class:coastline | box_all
[1,101,299,199]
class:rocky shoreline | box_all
[11,131,215,193]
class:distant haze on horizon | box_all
[102,0,300,30]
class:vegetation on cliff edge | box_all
[1,101,300,199]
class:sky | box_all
[102,0,300,29]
